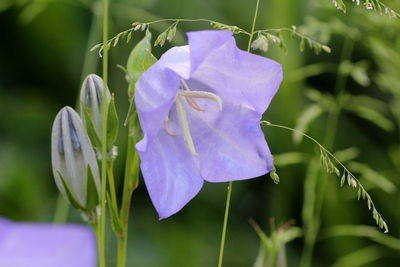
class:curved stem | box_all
[262,121,387,230]
[217,181,233,267]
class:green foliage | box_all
[331,0,400,18]
[262,121,389,233]
[331,246,384,267]
[251,27,331,54]
[293,104,324,144]
[323,225,400,250]
[250,219,302,267]
[92,18,330,56]
[107,94,119,150]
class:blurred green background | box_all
[1,0,399,266]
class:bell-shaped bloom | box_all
[51,107,101,212]
[135,30,283,219]
[0,217,97,267]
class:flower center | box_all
[164,79,223,155]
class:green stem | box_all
[217,181,233,267]
[217,1,260,266]
[99,0,109,265]
[52,193,69,223]
[117,113,141,267]
[117,233,128,267]
[107,160,119,213]
[247,0,260,51]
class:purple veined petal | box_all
[188,31,283,114]
[0,218,97,267]
[137,128,203,219]
[170,97,274,182]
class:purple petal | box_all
[188,31,283,114]
[0,218,97,267]
[187,30,233,73]
[137,129,203,219]
[135,46,191,146]
[175,97,274,182]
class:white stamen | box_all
[164,117,178,136]
[180,79,191,91]
[179,91,223,111]
[176,96,198,155]
[184,96,205,111]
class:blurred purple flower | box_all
[135,30,283,219]
[0,218,97,267]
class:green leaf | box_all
[107,94,119,149]
[107,193,123,234]
[333,147,360,162]
[344,105,394,131]
[85,166,99,210]
[331,246,383,267]
[293,104,324,144]
[273,152,310,167]
[126,31,158,99]
[323,225,397,249]
[82,106,102,148]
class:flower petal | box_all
[135,46,191,147]
[188,30,283,114]
[0,218,97,267]
[175,98,274,182]
[187,30,233,73]
[137,129,203,219]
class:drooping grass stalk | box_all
[117,114,141,267]
[217,0,259,266]
[99,0,110,265]
[300,36,354,267]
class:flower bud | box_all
[80,74,118,152]
[51,106,101,212]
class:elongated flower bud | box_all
[80,74,118,152]
[80,74,110,139]
[51,107,101,212]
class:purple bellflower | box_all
[0,217,97,267]
[135,30,283,219]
